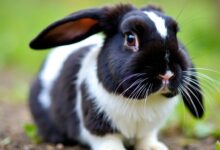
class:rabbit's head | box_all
[30,4,204,118]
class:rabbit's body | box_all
[30,34,178,147]
[30,35,102,143]
[29,4,204,150]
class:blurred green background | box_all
[0,0,220,139]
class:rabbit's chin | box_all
[119,85,179,100]
[159,85,179,98]
[161,92,178,98]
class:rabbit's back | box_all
[29,35,104,143]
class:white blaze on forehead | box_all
[144,11,168,38]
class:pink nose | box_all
[158,71,174,81]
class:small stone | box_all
[23,144,35,150]
[0,137,11,146]
[56,143,64,149]
[46,144,55,150]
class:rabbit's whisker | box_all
[114,73,147,94]
[178,84,200,118]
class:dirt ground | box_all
[0,101,217,150]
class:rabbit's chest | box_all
[86,81,179,138]
[102,96,178,139]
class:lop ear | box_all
[141,5,164,13]
[181,69,204,118]
[30,8,104,49]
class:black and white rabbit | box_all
[29,4,204,150]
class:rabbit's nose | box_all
[158,71,174,81]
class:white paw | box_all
[90,134,125,150]
[135,141,169,150]
[96,144,126,150]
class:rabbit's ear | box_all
[141,5,164,13]
[30,8,104,49]
[181,69,204,118]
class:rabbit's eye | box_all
[124,32,139,52]
[126,33,135,46]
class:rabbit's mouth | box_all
[160,84,170,94]
[155,70,178,98]
[159,83,179,98]
[160,83,178,97]
[157,81,178,98]
[162,92,177,98]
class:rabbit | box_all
[29,4,204,150]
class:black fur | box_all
[29,3,204,147]
[49,46,91,140]
[29,46,90,144]
[29,78,70,143]
[81,83,117,135]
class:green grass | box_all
[216,141,220,150]
[23,123,41,144]
[1,0,220,138]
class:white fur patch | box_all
[74,37,125,150]
[38,34,104,109]
[144,11,168,38]
[75,36,103,145]
[74,35,126,150]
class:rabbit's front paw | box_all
[96,143,126,150]
[135,141,168,150]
